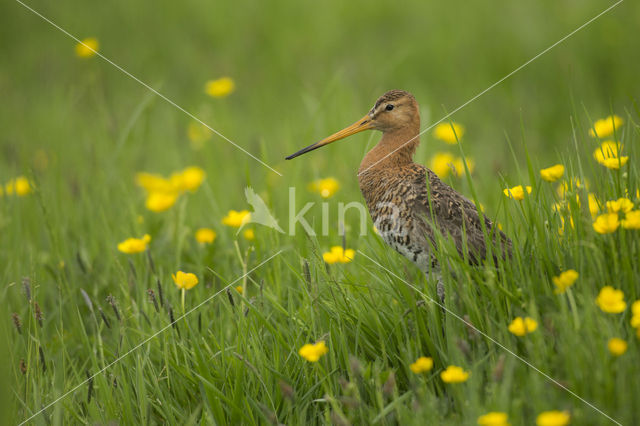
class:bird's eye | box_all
[385,104,394,111]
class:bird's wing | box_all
[407,164,511,264]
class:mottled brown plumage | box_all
[287,90,511,275]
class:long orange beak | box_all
[286,114,374,160]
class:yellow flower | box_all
[607,338,627,356]
[552,270,578,294]
[308,177,340,198]
[222,210,251,228]
[451,157,475,177]
[205,77,235,98]
[187,122,213,150]
[75,37,99,58]
[606,197,633,213]
[322,246,355,264]
[4,176,33,196]
[145,191,178,212]
[596,286,626,313]
[508,317,538,337]
[434,122,465,144]
[117,234,151,254]
[298,341,328,362]
[540,164,565,182]
[195,228,217,244]
[587,193,600,218]
[556,178,588,198]
[503,185,532,200]
[631,300,640,329]
[440,365,470,383]
[430,152,455,178]
[558,216,574,236]
[136,172,175,194]
[592,213,619,234]
[621,211,640,230]
[243,229,255,240]
[409,356,433,374]
[136,167,204,213]
[589,115,623,138]
[477,412,510,426]
[172,271,199,290]
[171,166,206,192]
[536,410,570,426]
[593,141,628,169]
[235,285,243,294]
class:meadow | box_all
[2,0,640,424]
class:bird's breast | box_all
[360,173,437,273]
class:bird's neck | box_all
[358,123,420,174]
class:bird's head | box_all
[286,90,419,160]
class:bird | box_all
[286,90,511,295]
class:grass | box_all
[2,0,640,424]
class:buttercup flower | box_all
[75,37,99,58]
[235,285,244,294]
[552,270,578,294]
[606,197,633,213]
[322,246,355,264]
[589,115,623,138]
[243,229,255,240]
[630,300,640,329]
[592,213,619,234]
[195,228,217,244]
[440,365,470,383]
[430,152,455,178]
[587,193,600,218]
[508,317,538,336]
[409,356,433,374]
[536,410,570,426]
[222,210,251,227]
[556,178,588,198]
[596,286,626,313]
[117,234,151,254]
[136,172,175,194]
[4,176,32,196]
[136,167,205,213]
[205,77,235,98]
[607,338,627,356]
[145,191,178,212]
[558,216,574,236]
[503,185,532,200]
[172,271,199,290]
[540,164,565,182]
[434,122,465,144]
[308,177,340,198]
[171,166,206,192]
[298,341,328,362]
[593,141,628,169]
[477,412,510,426]
[621,211,640,229]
